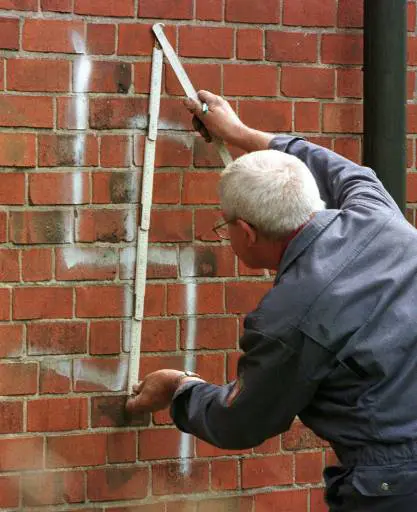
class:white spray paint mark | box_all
[129,114,148,130]
[73,359,128,392]
[61,247,117,270]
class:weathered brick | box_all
[195,208,223,241]
[323,103,363,133]
[74,0,135,16]
[0,324,23,357]
[0,18,19,50]
[28,321,87,355]
[22,248,52,282]
[283,0,337,27]
[87,23,116,55]
[0,249,19,282]
[266,32,318,63]
[167,282,224,315]
[76,208,136,243]
[23,19,85,53]
[135,134,193,168]
[0,475,19,508]
[179,245,235,278]
[27,397,88,432]
[159,97,194,131]
[0,95,53,128]
[224,64,278,97]
[10,210,72,244]
[0,437,44,471]
[74,61,131,93]
[0,401,23,433]
[237,29,264,60]
[21,471,85,506]
[87,467,148,501]
[152,461,209,495]
[7,59,70,92]
[90,97,148,129]
[47,434,107,468]
[91,395,149,428]
[139,428,183,460]
[38,134,99,167]
[75,285,132,318]
[56,96,88,130]
[226,0,280,23]
[56,247,117,281]
[40,359,71,394]
[281,67,335,98]
[322,34,363,65]
[180,317,237,349]
[29,172,89,205]
[13,287,73,320]
[282,421,328,450]
[179,26,234,58]
[107,431,137,464]
[138,0,193,19]
[0,362,38,395]
[0,133,36,167]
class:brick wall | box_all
[0,1,416,511]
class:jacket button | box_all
[381,482,390,491]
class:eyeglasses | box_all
[212,219,232,240]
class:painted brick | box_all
[23,19,85,53]
[323,103,363,133]
[149,210,192,242]
[22,248,52,282]
[0,18,19,50]
[87,467,148,501]
[237,29,264,60]
[21,471,85,506]
[0,437,44,471]
[47,434,107,468]
[56,247,117,281]
[40,359,71,394]
[74,0,135,16]
[180,317,237,350]
[239,100,292,132]
[0,95,53,128]
[7,59,70,92]
[75,285,131,318]
[10,210,72,244]
[0,401,23,433]
[76,208,136,243]
[0,133,36,167]
[179,245,235,278]
[152,461,209,495]
[226,0,280,23]
[38,134,99,167]
[100,135,132,168]
[224,65,277,97]
[0,249,19,281]
[41,0,72,12]
[281,67,335,98]
[138,0,193,19]
[266,32,318,63]
[179,26,233,58]
[0,288,10,320]
[56,96,88,130]
[91,395,149,428]
[87,23,116,54]
[29,172,89,205]
[167,282,224,315]
[27,397,88,432]
[226,281,272,314]
[107,431,137,463]
[196,0,223,21]
[90,97,148,129]
[139,428,183,460]
[283,0,337,27]
[295,102,320,132]
[0,324,23,357]
[74,61,131,93]
[13,286,73,320]
[73,357,126,392]
[322,34,363,65]
[118,24,176,56]
[135,134,193,168]
[0,362,38,395]
[89,320,122,354]
[28,321,87,355]
[0,475,19,508]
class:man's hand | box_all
[184,90,274,153]
[125,369,204,416]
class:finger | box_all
[131,381,144,395]
[197,90,220,107]
[183,97,201,115]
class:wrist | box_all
[233,126,274,153]
[175,371,204,391]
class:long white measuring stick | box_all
[127,44,163,393]
[152,23,233,167]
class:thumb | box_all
[197,90,218,105]
[183,97,202,115]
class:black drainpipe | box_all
[363,0,407,212]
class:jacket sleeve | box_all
[170,325,333,450]
[269,136,402,214]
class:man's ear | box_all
[236,219,257,245]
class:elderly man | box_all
[126,91,417,511]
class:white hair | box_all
[219,149,325,238]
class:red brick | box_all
[88,467,148,501]
[282,420,328,450]
[195,208,222,241]
[226,281,271,313]
[28,397,87,432]
[0,133,35,167]
[196,353,225,385]
[47,433,106,468]
[179,245,235,278]
[255,436,281,454]
[0,0,37,9]
[140,355,183,376]
[159,97,193,131]
[323,103,363,133]
[239,260,265,277]
[0,18,19,49]
[0,288,10,320]
[0,324,23,357]
[74,0,134,16]
[408,37,417,66]
[91,395,149,428]
[337,68,363,98]
[334,137,361,164]
[0,211,7,243]
[14,287,73,320]
[153,172,181,204]
[56,247,117,281]
[28,321,87,355]
[237,29,264,60]
[196,0,223,21]
[90,97,147,129]
[142,319,177,352]
[295,452,323,483]
[407,173,417,202]
[149,210,192,243]
[0,95,53,128]
[139,0,192,19]
[226,0,280,23]
[179,26,233,58]
[118,24,176,56]
[11,210,72,244]
[196,437,249,458]
[139,428,183,460]
[29,172,89,205]
[0,173,24,205]
[409,1,417,32]
[0,401,23,433]
[0,437,44,471]
[283,0,337,27]
[242,455,293,488]
[310,488,328,512]
[7,58,70,92]
[22,471,85,506]
[73,357,125,392]
[338,0,363,28]
[168,282,224,315]
[282,66,335,98]
[76,208,136,243]
[266,32,318,63]
[100,135,131,168]
[23,19,84,53]
[239,99,292,132]
[224,64,277,97]
[74,61,131,93]
[38,134,99,167]
[295,102,320,132]
[322,34,363,65]
[211,459,238,490]
[255,490,308,511]
[40,359,71,394]
[76,285,131,318]
[0,475,19,508]
[41,0,72,12]
[108,431,137,463]
[56,96,88,130]
[0,249,19,282]
[0,59,3,91]
[408,71,415,100]
[0,362,38,395]
[87,23,116,54]
[136,134,193,168]
[134,61,152,93]
[182,172,220,205]
[90,320,121,354]
[144,284,166,316]
[21,248,51,282]
[110,506,164,512]
[408,104,417,133]
[152,461,209,495]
